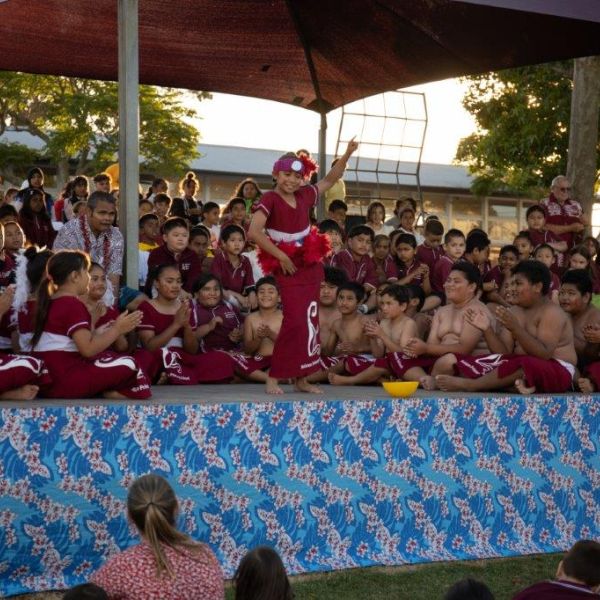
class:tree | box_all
[0,141,40,185]
[0,71,210,188]
[456,62,576,198]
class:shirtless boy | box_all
[436,260,577,394]
[239,276,283,384]
[401,262,500,389]
[322,282,372,373]
[329,284,417,385]
[558,269,600,392]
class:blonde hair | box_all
[127,474,206,578]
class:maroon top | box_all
[194,300,243,351]
[483,264,504,289]
[210,250,255,295]
[18,214,57,249]
[146,245,202,292]
[137,300,196,347]
[398,258,426,287]
[512,580,600,600]
[416,243,444,272]
[0,253,15,288]
[540,193,584,249]
[329,249,378,289]
[373,255,399,284]
[431,254,456,298]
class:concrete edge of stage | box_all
[0,384,594,408]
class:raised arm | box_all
[316,139,359,195]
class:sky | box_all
[189,78,477,166]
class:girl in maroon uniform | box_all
[138,265,234,385]
[249,140,359,394]
[30,250,151,399]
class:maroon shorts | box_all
[229,352,271,376]
[497,356,574,393]
[386,354,436,378]
[319,356,341,370]
[453,353,512,379]
[345,354,375,375]
[584,362,600,390]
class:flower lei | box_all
[80,214,111,270]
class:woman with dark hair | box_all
[63,175,89,222]
[234,178,263,214]
[234,546,293,600]
[17,167,55,216]
[18,188,57,248]
[92,474,224,600]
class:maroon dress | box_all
[137,301,234,385]
[255,186,324,379]
[30,296,151,399]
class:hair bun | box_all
[24,246,40,260]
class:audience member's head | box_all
[560,269,593,314]
[327,199,348,226]
[443,229,466,261]
[444,578,495,600]
[424,218,444,247]
[234,546,293,600]
[512,259,551,298]
[558,540,600,588]
[63,583,108,600]
[347,225,374,257]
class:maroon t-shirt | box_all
[329,249,378,289]
[398,259,426,287]
[373,255,399,284]
[431,255,456,298]
[146,245,202,293]
[416,243,444,272]
[483,264,504,289]
[512,580,600,600]
[194,300,243,351]
[210,250,255,295]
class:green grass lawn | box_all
[225,553,560,600]
[14,552,560,599]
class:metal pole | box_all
[118,0,139,290]
[317,111,327,221]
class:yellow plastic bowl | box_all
[382,381,419,397]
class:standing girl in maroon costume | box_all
[249,139,359,394]
[137,265,234,385]
[30,250,151,399]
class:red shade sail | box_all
[1,1,600,112]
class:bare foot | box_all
[435,374,471,392]
[266,377,284,395]
[0,384,39,401]
[295,377,323,394]
[156,372,168,386]
[419,375,437,391]
[103,390,127,399]
[514,378,536,395]
[328,372,351,386]
[578,377,595,394]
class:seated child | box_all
[146,217,202,294]
[534,244,561,302]
[483,244,519,307]
[512,540,600,599]
[416,217,444,272]
[210,224,257,310]
[322,282,373,374]
[193,273,243,352]
[558,270,600,393]
[327,199,348,237]
[395,233,433,298]
[30,250,151,399]
[239,276,283,382]
[568,244,600,293]
[436,261,577,395]
[222,197,250,236]
[329,284,418,386]
[329,225,378,311]
[398,206,424,244]
[188,224,214,273]
[406,284,431,339]
[431,228,466,302]
[373,234,399,284]
[318,266,347,349]
[318,219,344,255]
[445,579,495,600]
[526,204,568,269]
[138,265,234,385]
[138,198,154,218]
[234,546,293,600]
[152,192,171,229]
[514,231,534,262]
[138,213,160,289]
[201,201,221,249]
[463,230,492,284]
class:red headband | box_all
[273,154,318,179]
